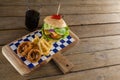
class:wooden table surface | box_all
[1,0,120,80]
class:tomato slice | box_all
[51,14,61,20]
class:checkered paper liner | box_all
[9,30,75,69]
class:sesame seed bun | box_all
[44,16,67,28]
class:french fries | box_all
[32,35,54,56]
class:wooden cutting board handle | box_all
[52,52,74,74]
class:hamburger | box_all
[42,15,69,40]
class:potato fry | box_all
[38,37,53,56]
[32,35,54,56]
[32,35,39,44]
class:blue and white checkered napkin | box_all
[9,30,75,69]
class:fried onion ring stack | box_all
[17,35,53,63]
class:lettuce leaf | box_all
[55,28,66,35]
[43,23,51,30]
[55,27,69,39]
[42,23,69,40]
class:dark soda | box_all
[25,9,40,31]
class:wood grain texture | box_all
[1,5,120,17]
[0,46,61,79]
[1,13,120,30]
[0,30,29,45]
[0,64,26,80]
[53,52,74,74]
[2,23,120,39]
[1,29,120,54]
[1,0,120,80]
[0,46,9,64]
[70,23,120,38]
[1,0,120,6]
[2,45,31,76]
[65,35,120,54]
[2,47,120,79]
[29,48,120,80]
[31,65,120,80]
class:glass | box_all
[25,9,40,31]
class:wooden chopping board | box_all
[2,30,79,76]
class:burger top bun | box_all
[44,16,67,28]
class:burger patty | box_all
[44,30,62,39]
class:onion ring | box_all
[26,49,41,62]
[17,41,33,57]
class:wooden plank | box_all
[1,5,120,17]
[0,61,61,80]
[32,65,120,80]
[1,0,120,6]
[0,30,29,45]
[0,46,60,78]
[2,47,120,79]
[0,29,119,76]
[0,17,26,29]
[39,48,120,74]
[1,13,120,29]
[28,48,120,79]
[0,16,44,30]
[0,46,9,64]
[2,29,120,53]
[0,64,27,80]
[70,23,120,38]
[65,13,120,25]
[2,45,31,76]
[68,48,120,71]
[62,13,120,25]
[1,31,120,54]
[52,52,74,74]
[0,0,87,5]
[1,22,120,39]
[0,6,79,16]
[65,35,120,54]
